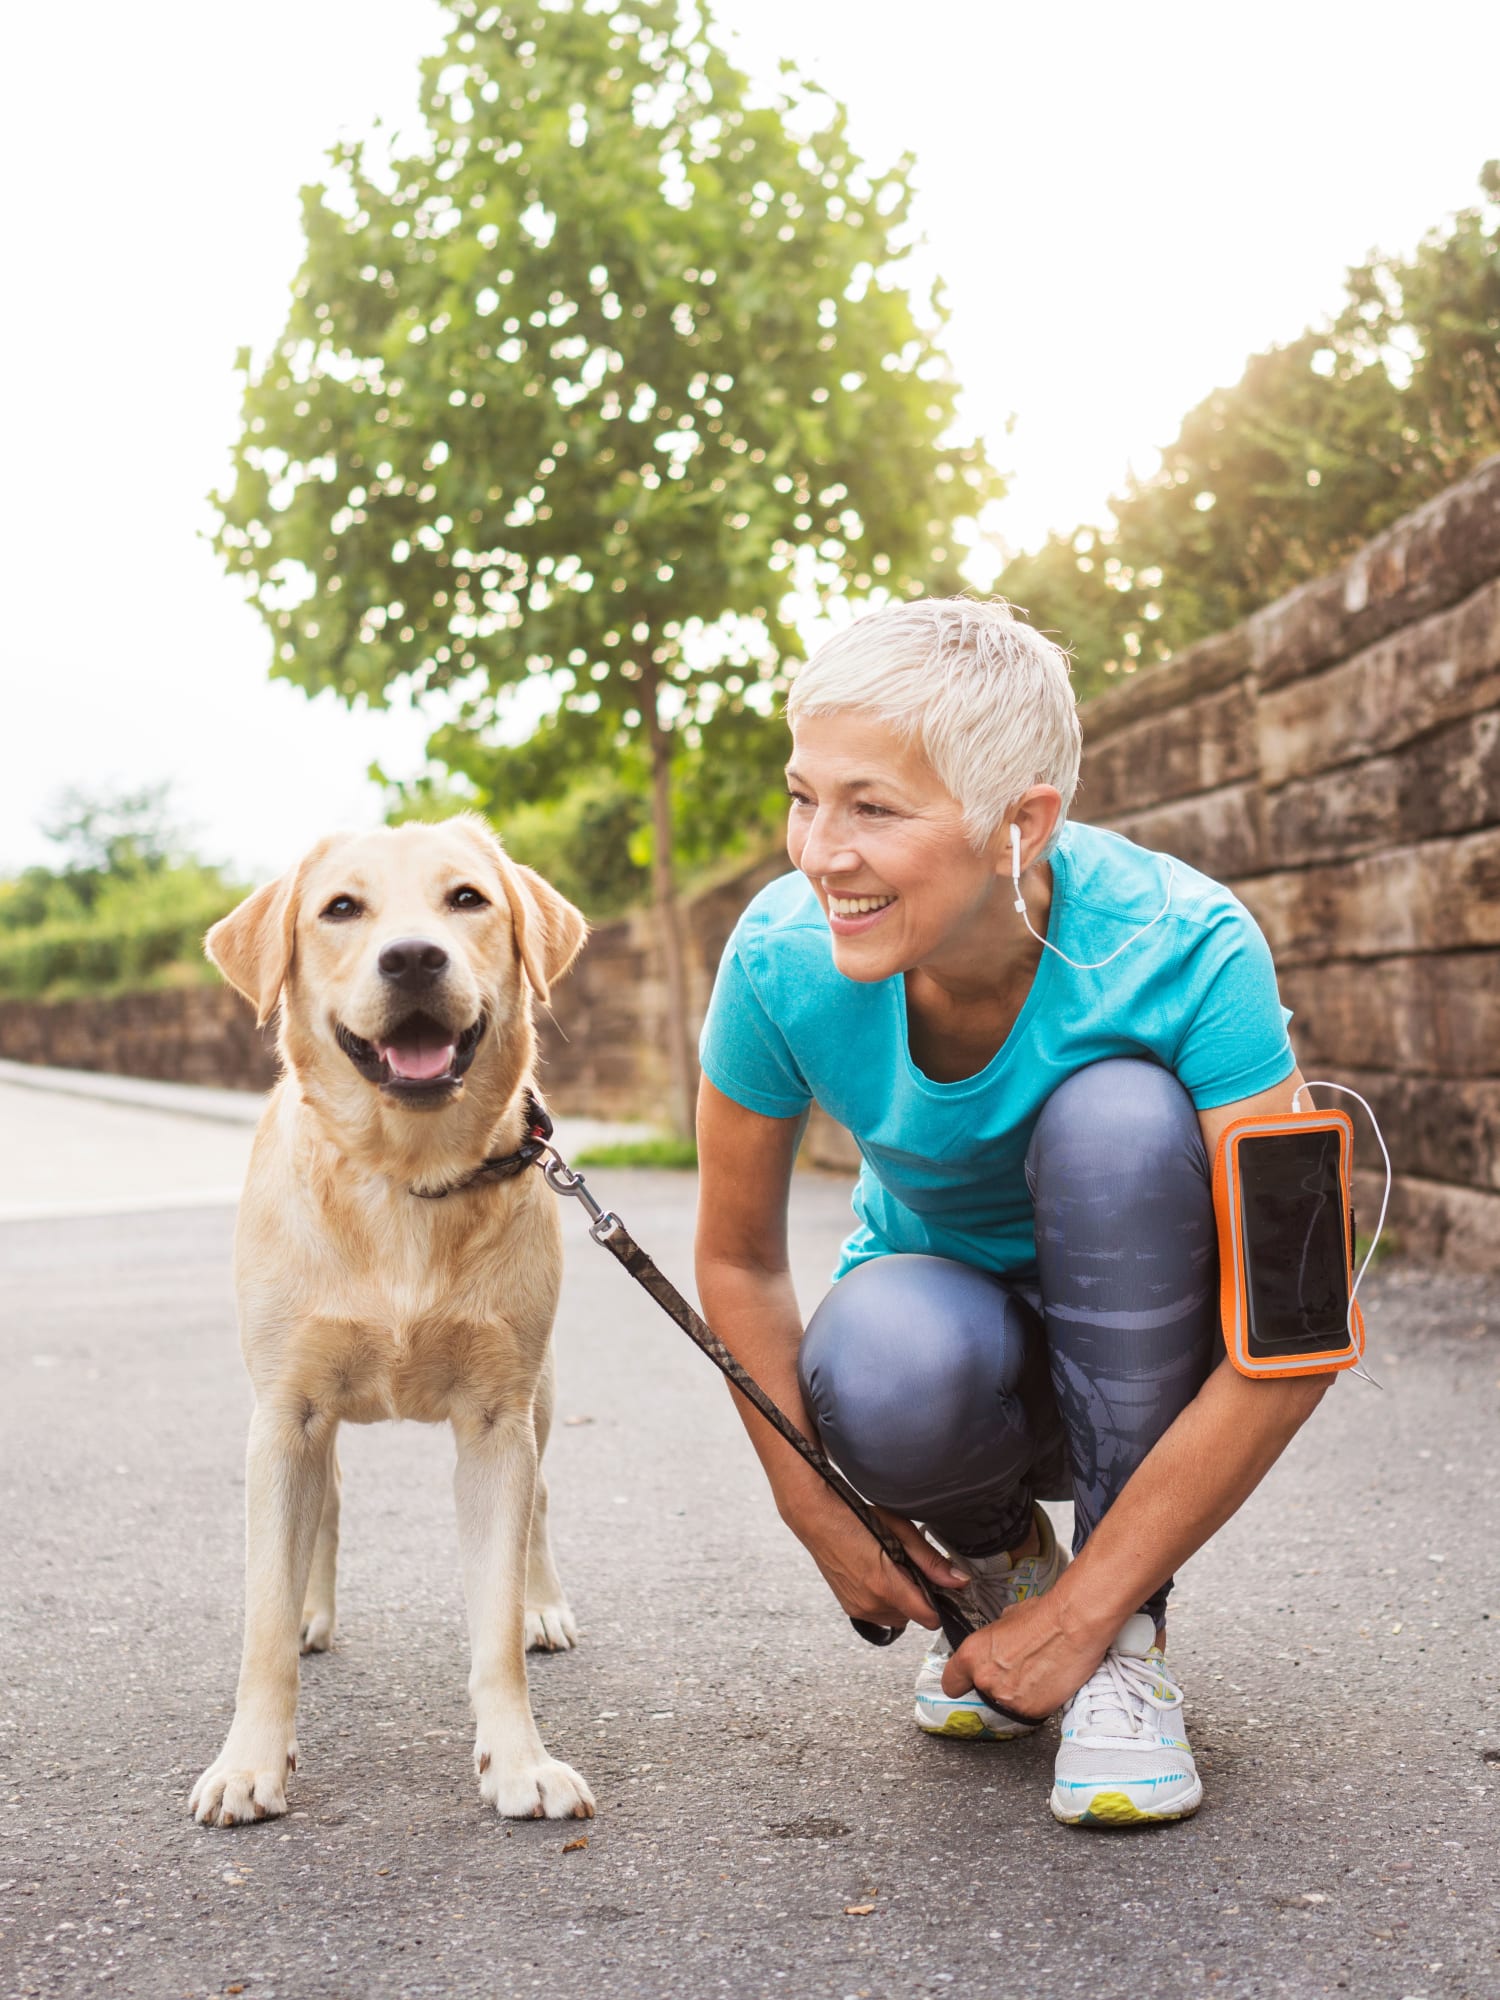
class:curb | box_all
[0,1059,669,1158]
[0,1058,265,1126]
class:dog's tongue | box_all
[377,1030,456,1082]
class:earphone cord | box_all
[1291,1079,1392,1390]
[1010,825,1177,972]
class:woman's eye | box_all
[319,894,362,921]
[785,790,812,807]
[855,802,892,818]
[449,885,490,910]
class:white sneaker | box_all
[1049,1612,1202,1826]
[913,1505,1067,1740]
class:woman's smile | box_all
[825,891,899,934]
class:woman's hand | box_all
[941,1586,1112,1721]
[776,1478,969,1633]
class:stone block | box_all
[1353,1168,1500,1273]
[1096,781,1266,879]
[1078,680,1259,821]
[1307,1068,1500,1192]
[1251,452,1500,688]
[1235,826,1500,964]
[1078,629,1253,745]
[1282,953,1500,1078]
[1257,573,1500,786]
[1265,709,1500,866]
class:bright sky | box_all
[3,0,1497,877]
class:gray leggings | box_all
[798,1059,1217,1624]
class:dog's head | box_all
[206,816,586,1122]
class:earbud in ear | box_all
[1009,823,1028,915]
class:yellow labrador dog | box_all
[190,815,595,1827]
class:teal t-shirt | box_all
[698,823,1295,1281]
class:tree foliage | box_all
[211,0,996,791]
[1004,160,1500,695]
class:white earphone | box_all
[1009,822,1177,972]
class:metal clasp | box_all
[536,1146,621,1242]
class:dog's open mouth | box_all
[335,1013,486,1098]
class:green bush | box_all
[572,1136,698,1170]
[0,864,243,1000]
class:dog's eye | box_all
[448,886,490,911]
[320,895,363,921]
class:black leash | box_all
[529,1139,991,1659]
[532,1133,1059,1735]
[408,1099,1042,1723]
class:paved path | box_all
[0,1067,657,1221]
[1,1078,1497,1999]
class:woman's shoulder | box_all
[730,869,828,961]
[1059,823,1258,938]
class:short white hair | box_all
[785,597,1082,849]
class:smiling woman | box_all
[693,596,1331,1830]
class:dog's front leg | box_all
[300,1429,341,1653]
[525,1347,578,1653]
[453,1405,595,1821]
[190,1399,332,1827]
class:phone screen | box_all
[1237,1127,1352,1357]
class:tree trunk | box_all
[643,668,698,1139]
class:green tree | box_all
[211,0,996,1132]
[0,788,242,999]
[38,782,188,910]
[1004,159,1500,693]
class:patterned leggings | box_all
[797,1059,1218,1623]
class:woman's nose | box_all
[794,804,858,877]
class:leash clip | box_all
[537,1145,619,1238]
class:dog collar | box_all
[409,1089,554,1200]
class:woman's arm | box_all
[943,1067,1332,1716]
[694,1078,967,1630]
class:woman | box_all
[694,596,1330,1828]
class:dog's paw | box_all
[189,1736,298,1827]
[476,1745,595,1820]
[299,1606,335,1654]
[524,1600,578,1652]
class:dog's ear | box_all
[456,812,588,1002]
[205,872,301,1027]
[505,862,588,1003]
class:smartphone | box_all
[1215,1112,1364,1378]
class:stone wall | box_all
[1081,453,1500,1270]
[0,984,279,1091]
[3,457,1495,1262]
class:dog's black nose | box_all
[377,937,450,986]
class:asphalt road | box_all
[3,1153,1498,1999]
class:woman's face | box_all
[785,711,1011,984]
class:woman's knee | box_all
[798,1254,1033,1502]
[1026,1058,1206,1195]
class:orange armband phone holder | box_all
[1212,1109,1366,1379]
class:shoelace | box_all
[1066,1648,1174,1737]
[924,1551,1051,1663]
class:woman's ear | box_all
[205,874,299,1027]
[996,785,1065,878]
[503,862,589,1004]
